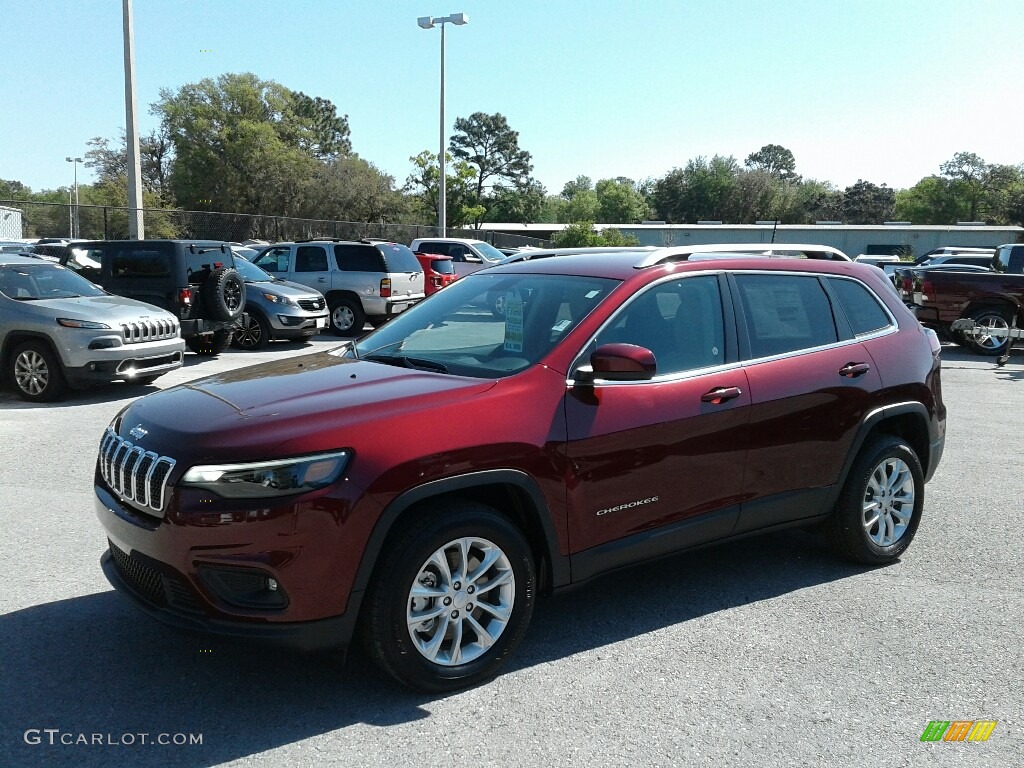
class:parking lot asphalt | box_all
[0,337,1021,768]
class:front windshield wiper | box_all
[364,354,448,373]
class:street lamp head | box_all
[417,16,435,29]
[449,12,468,25]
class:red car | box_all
[414,251,457,295]
[94,246,945,692]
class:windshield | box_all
[0,263,107,300]
[233,257,275,283]
[351,272,620,378]
[473,242,506,263]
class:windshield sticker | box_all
[585,290,601,299]
[552,319,571,333]
[504,290,524,352]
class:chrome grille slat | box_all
[120,319,180,344]
[298,298,325,311]
[98,427,175,515]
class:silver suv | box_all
[252,240,424,336]
[1,255,184,401]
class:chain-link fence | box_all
[0,200,552,249]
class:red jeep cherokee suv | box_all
[94,246,945,692]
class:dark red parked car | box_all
[94,247,946,691]
[414,251,457,295]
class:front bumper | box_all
[266,309,328,334]
[94,481,364,650]
[63,339,185,386]
[100,548,356,651]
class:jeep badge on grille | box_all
[129,425,148,441]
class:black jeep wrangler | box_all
[63,240,246,356]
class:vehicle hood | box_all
[21,294,176,323]
[120,352,497,461]
[248,279,324,299]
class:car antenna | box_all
[771,218,779,244]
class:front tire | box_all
[362,502,536,692]
[185,329,234,356]
[328,296,365,337]
[965,307,1012,356]
[232,312,271,350]
[9,341,67,402]
[828,435,924,565]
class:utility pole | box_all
[123,0,145,238]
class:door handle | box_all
[701,386,743,404]
[839,362,871,378]
[318,277,326,283]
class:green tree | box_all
[595,177,650,223]
[652,155,740,223]
[403,150,480,228]
[560,175,593,200]
[939,151,987,221]
[0,179,32,200]
[744,144,799,181]
[449,112,533,213]
[841,180,895,224]
[84,129,175,205]
[551,222,640,247]
[893,176,965,224]
[153,72,350,214]
[486,178,547,223]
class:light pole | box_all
[417,12,468,234]
[65,156,82,238]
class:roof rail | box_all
[635,243,852,269]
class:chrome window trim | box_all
[823,274,899,338]
[565,268,900,386]
[566,270,728,385]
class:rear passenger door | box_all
[291,244,331,292]
[730,272,884,532]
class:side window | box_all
[254,247,290,273]
[827,278,893,336]
[594,275,726,375]
[295,246,329,272]
[111,247,172,277]
[419,242,448,256]
[334,244,385,272]
[735,274,838,358]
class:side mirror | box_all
[574,343,657,385]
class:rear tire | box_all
[8,341,67,402]
[965,307,1012,356]
[362,502,535,692]
[185,329,234,356]
[827,435,924,565]
[328,296,365,337]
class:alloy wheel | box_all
[862,458,915,547]
[235,315,263,348]
[14,349,49,396]
[406,536,515,667]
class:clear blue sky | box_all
[2,0,1022,197]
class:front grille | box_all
[298,298,325,311]
[121,318,179,344]
[108,541,166,606]
[108,541,205,614]
[98,427,175,514]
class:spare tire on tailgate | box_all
[202,267,246,321]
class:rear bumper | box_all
[909,304,940,325]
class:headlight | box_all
[57,318,111,329]
[261,292,295,306]
[180,451,350,498]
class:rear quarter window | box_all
[334,244,385,272]
[112,246,172,277]
[377,244,423,273]
[827,277,893,336]
[735,274,838,358]
[431,259,455,275]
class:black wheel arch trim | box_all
[2,331,65,368]
[825,401,938,511]
[350,469,570,599]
